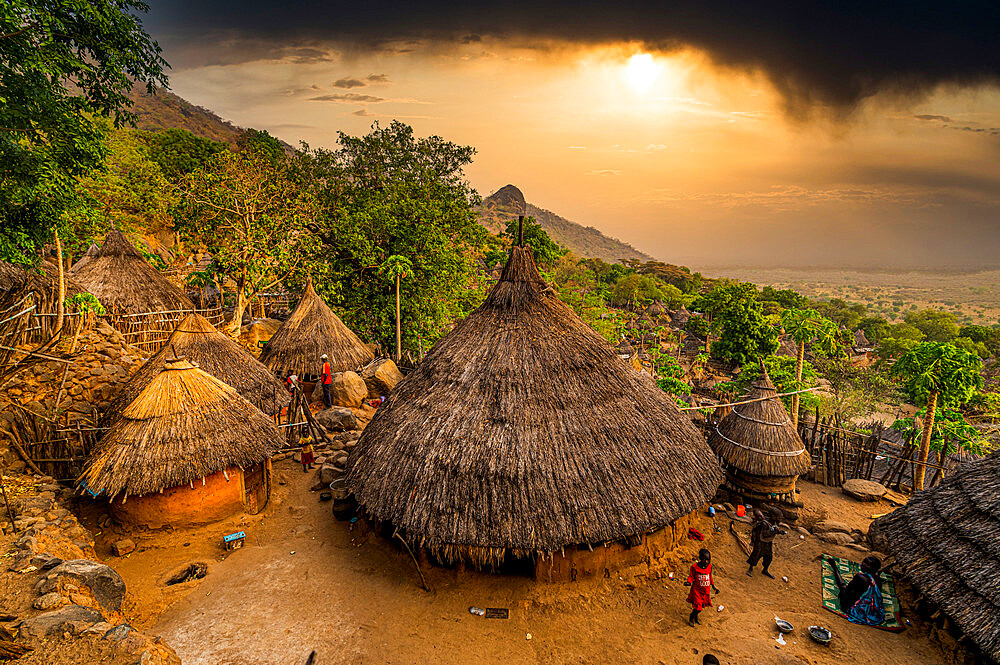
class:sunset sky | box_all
[144,2,1000,270]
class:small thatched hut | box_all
[101,314,285,423]
[870,452,1000,664]
[70,229,194,316]
[707,366,810,518]
[80,357,281,528]
[346,246,723,578]
[258,276,373,380]
[69,243,99,272]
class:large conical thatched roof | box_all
[258,276,373,378]
[70,229,194,315]
[81,357,281,498]
[101,314,285,422]
[707,367,810,478]
[346,246,723,567]
[0,260,86,300]
[870,452,1000,663]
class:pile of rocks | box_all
[2,475,179,664]
[309,358,403,408]
[796,519,874,553]
[0,322,143,473]
[311,431,361,487]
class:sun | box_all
[625,53,659,93]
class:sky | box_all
[143,2,1000,271]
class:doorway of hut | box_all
[243,462,270,515]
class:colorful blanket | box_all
[821,555,905,632]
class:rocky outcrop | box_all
[360,359,403,398]
[329,371,368,407]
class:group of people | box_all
[684,505,885,641]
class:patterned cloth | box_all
[821,555,904,632]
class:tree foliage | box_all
[693,282,778,366]
[892,342,982,408]
[504,217,565,268]
[0,0,167,263]
[720,355,819,412]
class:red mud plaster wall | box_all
[111,467,245,528]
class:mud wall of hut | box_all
[110,467,246,528]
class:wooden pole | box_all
[394,272,401,363]
[915,390,937,491]
[54,230,65,335]
[517,215,524,246]
[791,340,805,428]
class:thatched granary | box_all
[346,246,723,576]
[69,229,194,315]
[101,314,285,423]
[707,366,810,517]
[870,452,1000,664]
[258,275,373,380]
[80,357,281,527]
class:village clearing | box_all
[69,460,947,665]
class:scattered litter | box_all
[525,633,532,640]
[19,566,36,574]
[668,572,674,580]
[782,576,789,583]
[290,551,296,555]
[775,633,787,646]
[469,607,486,616]
[716,605,724,612]
[484,608,509,619]
[799,535,805,540]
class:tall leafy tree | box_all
[781,308,841,427]
[892,342,982,490]
[693,282,778,366]
[0,0,167,263]
[297,121,490,353]
[504,217,565,267]
[180,145,319,335]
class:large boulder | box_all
[315,407,358,432]
[330,372,368,408]
[817,531,854,546]
[42,559,126,612]
[360,358,403,398]
[842,478,887,502]
[812,520,852,535]
[19,605,104,638]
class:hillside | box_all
[480,185,654,263]
[128,85,245,144]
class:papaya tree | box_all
[892,342,982,491]
[380,255,412,362]
[781,308,841,427]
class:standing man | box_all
[320,354,333,408]
[747,508,786,578]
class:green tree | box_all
[904,310,960,343]
[694,282,778,366]
[781,308,841,427]
[143,128,227,180]
[505,217,565,267]
[0,0,167,263]
[380,255,412,362]
[857,315,891,343]
[892,342,982,490]
[760,286,808,310]
[180,145,319,336]
[296,121,489,354]
[720,355,820,413]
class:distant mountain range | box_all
[128,90,656,263]
[480,185,654,263]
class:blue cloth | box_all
[844,572,886,626]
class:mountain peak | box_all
[484,185,526,214]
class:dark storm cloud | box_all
[146,1,1000,112]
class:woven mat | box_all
[821,555,905,632]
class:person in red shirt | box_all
[684,548,719,626]
[320,354,332,407]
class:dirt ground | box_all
[70,464,952,665]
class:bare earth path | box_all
[97,462,946,665]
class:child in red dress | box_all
[684,548,719,626]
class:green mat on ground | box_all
[821,555,905,632]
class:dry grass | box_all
[346,246,724,568]
[81,357,282,499]
[101,313,286,422]
[258,276,373,379]
[69,229,194,316]
[871,452,1000,662]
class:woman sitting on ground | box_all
[830,555,885,626]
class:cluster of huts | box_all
[7,230,996,663]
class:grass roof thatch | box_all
[707,367,810,479]
[870,452,1000,663]
[345,246,723,568]
[101,313,285,422]
[258,276,373,378]
[0,260,86,301]
[69,243,99,272]
[81,357,281,498]
[69,229,194,315]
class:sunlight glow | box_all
[625,53,659,93]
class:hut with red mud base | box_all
[80,358,281,528]
[345,244,723,580]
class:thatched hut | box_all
[69,243,99,272]
[346,246,723,578]
[70,229,194,316]
[707,366,810,518]
[0,260,89,339]
[258,276,373,380]
[80,357,281,528]
[101,314,285,423]
[870,452,1000,664]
